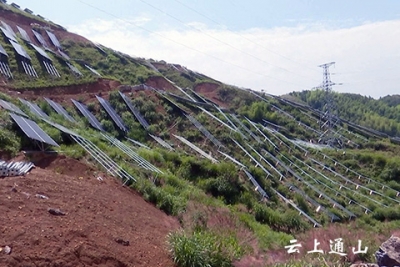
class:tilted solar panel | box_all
[17,26,31,42]
[44,97,76,123]
[10,41,31,60]
[30,43,52,61]
[1,27,18,43]
[10,113,59,147]
[0,43,8,57]
[18,98,49,118]
[32,29,49,49]
[1,21,15,37]
[0,99,27,116]
[96,95,127,132]
[84,65,101,76]
[58,49,70,60]
[119,91,150,129]
[71,99,104,131]
[46,30,61,49]
[66,62,82,76]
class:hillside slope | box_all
[0,154,178,267]
[2,2,400,267]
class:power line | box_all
[172,0,320,75]
[137,0,319,83]
[75,0,312,88]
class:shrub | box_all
[168,230,243,267]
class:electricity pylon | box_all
[315,62,343,147]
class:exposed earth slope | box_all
[0,154,179,267]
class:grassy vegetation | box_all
[1,11,400,266]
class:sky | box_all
[11,0,400,98]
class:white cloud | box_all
[67,19,400,98]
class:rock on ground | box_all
[376,236,400,267]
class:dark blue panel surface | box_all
[0,99,27,116]
[119,91,150,129]
[10,113,59,147]
[44,97,76,123]
[71,99,104,131]
[96,95,127,132]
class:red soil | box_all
[145,76,182,95]
[193,82,227,108]
[0,6,90,51]
[0,154,180,267]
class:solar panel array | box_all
[0,26,17,43]
[18,98,49,118]
[0,99,27,116]
[58,49,70,60]
[126,137,151,150]
[30,43,60,77]
[218,150,246,169]
[71,99,104,131]
[173,134,218,163]
[118,91,150,130]
[10,41,38,77]
[149,134,174,151]
[44,97,76,123]
[10,113,59,147]
[17,25,31,42]
[0,45,12,79]
[65,61,82,77]
[0,43,7,56]
[243,169,269,198]
[230,114,261,143]
[1,21,15,38]
[96,95,127,132]
[185,113,223,148]
[45,30,61,49]
[0,160,35,177]
[32,29,50,50]
[199,107,236,132]
[70,135,136,184]
[85,65,101,76]
[101,133,162,173]
[41,118,80,137]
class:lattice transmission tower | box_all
[315,62,343,148]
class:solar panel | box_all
[18,98,49,118]
[66,61,82,76]
[1,21,16,37]
[0,43,8,56]
[0,99,27,116]
[32,29,50,49]
[10,41,31,60]
[96,95,127,132]
[118,91,150,130]
[30,43,51,61]
[0,26,18,43]
[173,134,218,163]
[71,99,104,131]
[58,49,70,60]
[185,113,223,148]
[148,134,174,151]
[41,117,80,137]
[10,113,59,147]
[46,30,61,49]
[17,26,31,42]
[44,97,76,123]
[84,65,101,76]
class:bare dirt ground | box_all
[193,82,227,108]
[0,154,180,267]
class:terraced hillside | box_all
[1,2,400,267]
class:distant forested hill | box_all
[289,90,400,137]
